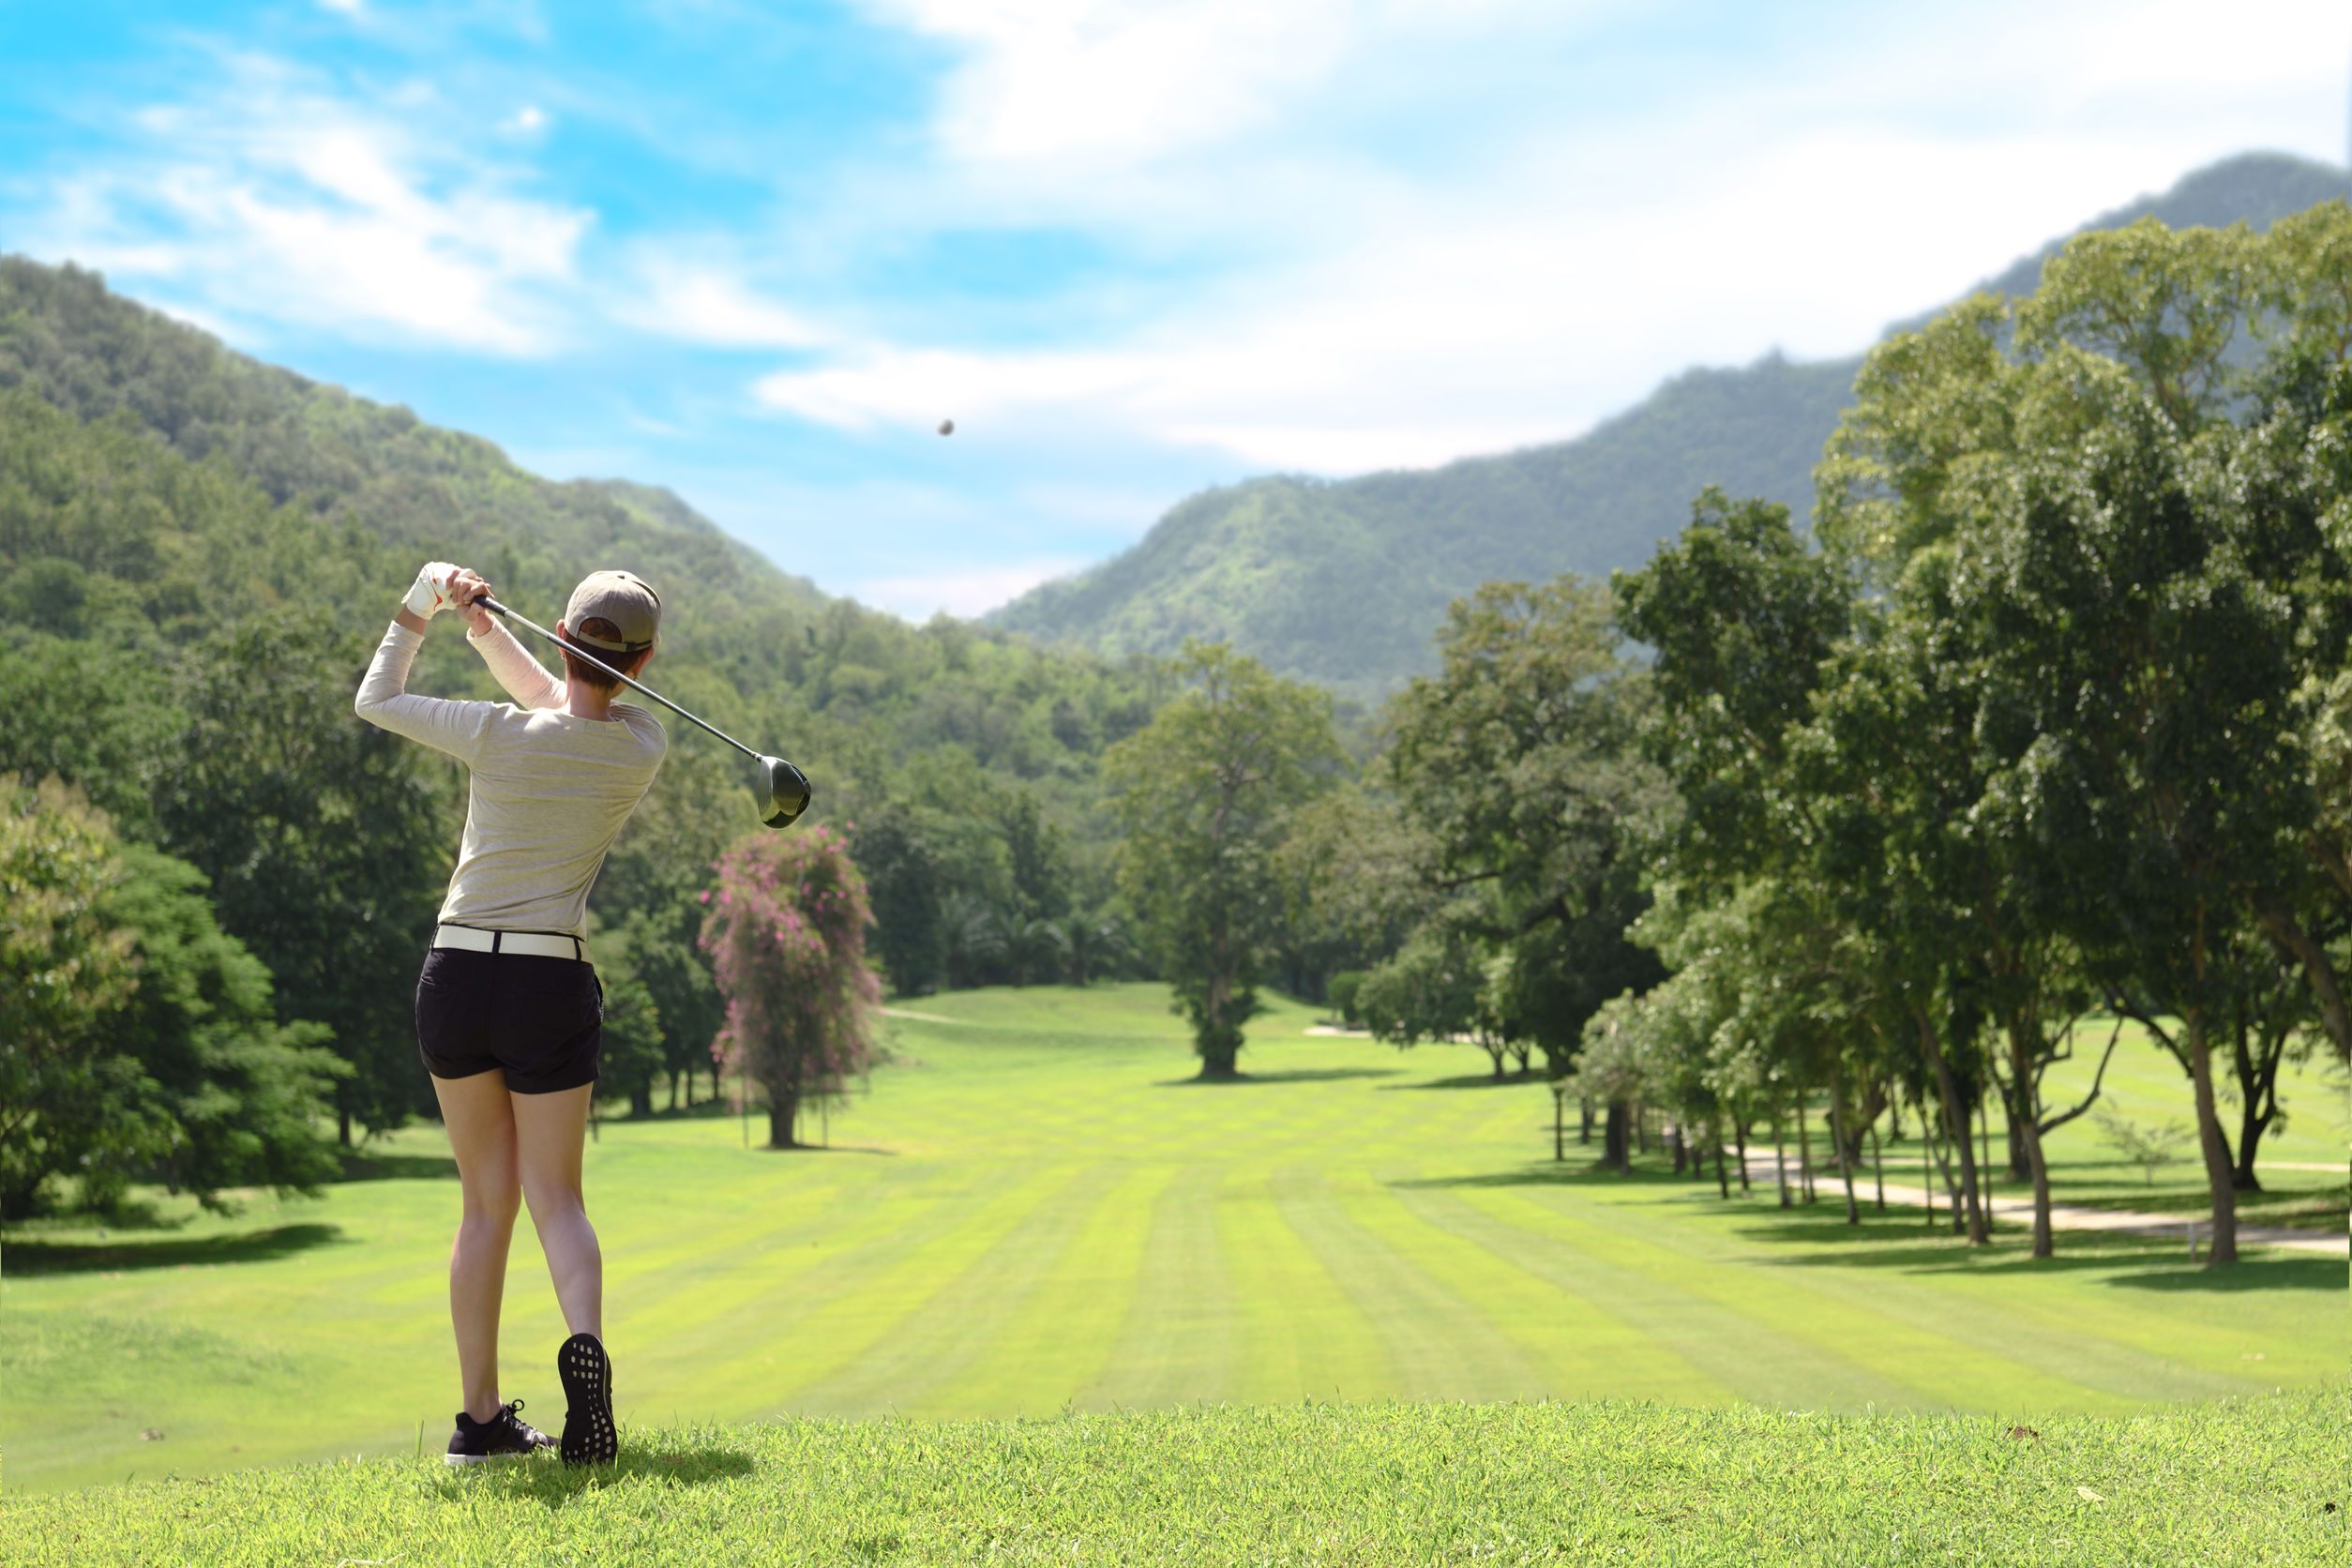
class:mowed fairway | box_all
[3,985,2343,1494]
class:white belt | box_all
[432,925,587,962]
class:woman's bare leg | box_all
[512,1082,601,1338]
[431,1071,521,1423]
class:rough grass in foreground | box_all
[4,1390,2341,1566]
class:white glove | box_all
[403,562,460,619]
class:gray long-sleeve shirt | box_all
[354,620,667,941]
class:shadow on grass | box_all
[750,1143,898,1156]
[1155,1067,1404,1087]
[1395,1161,1707,1190]
[0,1222,343,1275]
[1377,1070,1545,1092]
[434,1442,757,1504]
[1741,1216,2346,1291]
[336,1148,459,1182]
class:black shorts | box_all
[415,947,604,1094]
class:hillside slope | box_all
[0,257,828,627]
[991,151,2351,700]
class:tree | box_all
[1811,212,2352,1263]
[160,613,452,1140]
[588,912,670,1119]
[0,779,344,1217]
[1104,642,1344,1078]
[0,779,146,1217]
[701,825,882,1148]
[1381,578,1671,1082]
[98,841,347,1202]
[849,804,947,996]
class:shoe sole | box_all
[559,1333,618,1466]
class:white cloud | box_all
[765,0,2352,475]
[856,558,1093,618]
[501,105,549,135]
[622,265,834,350]
[317,0,364,14]
[31,59,589,354]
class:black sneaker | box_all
[557,1333,617,1467]
[445,1400,555,1465]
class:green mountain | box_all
[990,151,2352,701]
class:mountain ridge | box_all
[988,150,2352,701]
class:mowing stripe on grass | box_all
[1419,1184,1913,1412]
[795,1164,1115,1417]
[1218,1170,1393,1404]
[1332,1176,1732,1407]
[613,1168,968,1365]
[1487,1184,2132,1414]
[1718,1232,2276,1404]
[925,1163,1177,1418]
[1090,1164,1241,1410]
[1527,1184,2289,1404]
[664,1163,1083,1415]
[1275,1168,1546,1404]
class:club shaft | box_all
[473,595,761,763]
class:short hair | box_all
[563,617,650,693]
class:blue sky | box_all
[5,1,2349,617]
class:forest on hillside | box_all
[0,257,1178,1206]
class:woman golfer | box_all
[355,561,667,1466]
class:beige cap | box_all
[564,569,662,653]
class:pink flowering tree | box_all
[700,826,881,1148]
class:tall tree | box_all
[1103,642,1344,1078]
[701,825,882,1148]
[159,613,452,1140]
[1,779,344,1217]
[1380,578,1671,1080]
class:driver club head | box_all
[759,755,813,829]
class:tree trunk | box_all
[1795,1093,1815,1204]
[1916,1009,1988,1244]
[766,1091,800,1149]
[1635,1102,1649,1154]
[2183,1006,2239,1266]
[1733,1119,1750,1194]
[1978,1082,1996,1217]
[629,1082,655,1119]
[1713,1118,1730,1199]
[2256,902,2352,1066]
[1772,1110,1791,1209]
[1922,1115,1936,1228]
[338,1103,352,1147]
[2006,1027,2056,1259]
[1603,1100,1631,1172]
[2005,1078,2032,1184]
[1868,1123,1885,1214]
[1579,1096,1593,1145]
[1670,1123,1687,1175]
[1828,1072,1860,1227]
[668,1070,680,1113]
[2230,1002,2279,1193]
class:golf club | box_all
[471,593,811,828]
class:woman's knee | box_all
[460,1170,522,1223]
[520,1177,588,1227]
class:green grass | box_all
[0,1393,2342,1565]
[2,986,2342,1503]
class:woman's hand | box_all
[448,567,497,636]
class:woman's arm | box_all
[468,620,566,710]
[354,565,495,760]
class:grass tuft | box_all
[2,1391,2343,1565]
